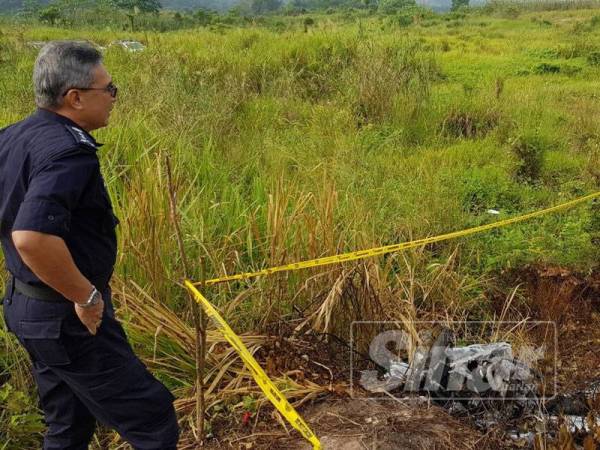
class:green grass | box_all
[1,7,599,445]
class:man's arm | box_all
[12,230,104,335]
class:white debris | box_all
[27,41,47,50]
[508,431,535,444]
[111,40,145,52]
[446,342,513,370]
[549,415,600,433]
[388,361,410,381]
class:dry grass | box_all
[115,278,330,413]
[1,8,600,447]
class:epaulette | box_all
[65,125,98,150]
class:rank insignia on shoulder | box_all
[66,125,97,149]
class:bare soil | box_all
[183,266,600,450]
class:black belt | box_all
[13,277,66,302]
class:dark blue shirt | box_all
[0,109,118,290]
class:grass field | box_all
[1,6,599,448]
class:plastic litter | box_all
[111,40,145,52]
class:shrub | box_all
[195,9,215,26]
[511,133,547,182]
[442,109,500,139]
[501,5,520,19]
[528,47,559,59]
[451,0,470,11]
[0,384,44,448]
[559,64,582,76]
[534,62,561,74]
[530,62,581,76]
[395,11,415,27]
[303,17,314,32]
[378,0,417,15]
[459,167,523,215]
[349,41,436,126]
[586,201,600,246]
[587,51,600,66]
[444,11,467,20]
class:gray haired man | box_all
[0,41,179,449]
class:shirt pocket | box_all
[19,319,71,366]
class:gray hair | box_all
[33,41,102,109]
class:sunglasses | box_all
[62,82,118,98]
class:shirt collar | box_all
[34,108,104,148]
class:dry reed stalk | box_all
[295,262,385,353]
[164,156,207,444]
[114,276,330,438]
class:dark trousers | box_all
[2,280,179,450]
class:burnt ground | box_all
[178,266,600,450]
[521,266,600,393]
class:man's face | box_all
[76,64,117,131]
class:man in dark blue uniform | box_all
[0,41,179,449]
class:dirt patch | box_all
[180,266,600,449]
[498,266,600,392]
[291,398,482,450]
[204,397,485,450]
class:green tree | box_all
[110,0,161,30]
[378,0,416,14]
[303,16,314,32]
[451,0,469,10]
[250,0,282,15]
[194,8,214,26]
[39,4,62,25]
[20,0,41,18]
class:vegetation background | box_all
[1,0,599,447]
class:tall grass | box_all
[485,0,600,13]
[1,8,599,445]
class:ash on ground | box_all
[360,328,548,442]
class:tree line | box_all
[3,0,470,30]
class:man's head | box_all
[34,41,117,132]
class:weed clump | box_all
[350,41,437,126]
[531,17,553,26]
[511,133,547,183]
[534,63,561,74]
[586,201,600,246]
[528,47,559,59]
[494,5,520,19]
[460,167,522,215]
[0,383,45,448]
[442,109,500,139]
[587,51,600,66]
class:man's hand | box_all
[75,297,105,335]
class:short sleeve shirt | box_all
[0,109,118,289]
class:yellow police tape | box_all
[185,190,598,449]
[195,191,600,287]
[184,280,322,450]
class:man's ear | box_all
[62,90,83,110]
